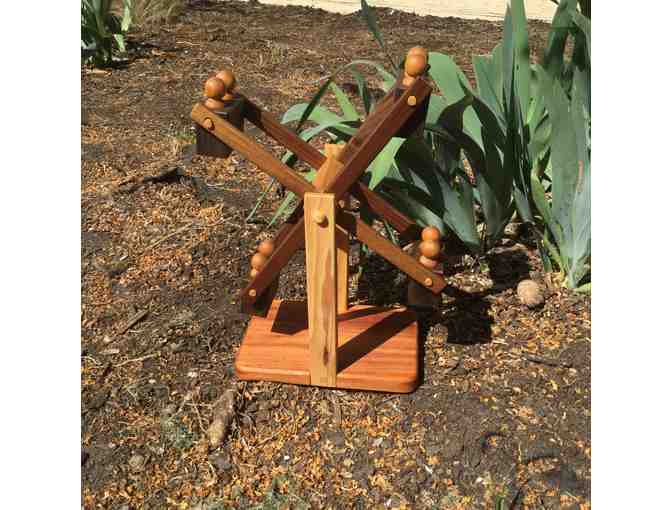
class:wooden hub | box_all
[235,300,420,393]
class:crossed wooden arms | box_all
[190,62,446,316]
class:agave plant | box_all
[264,0,590,289]
[81,0,132,67]
[402,0,591,288]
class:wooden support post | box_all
[304,193,338,387]
[320,144,349,313]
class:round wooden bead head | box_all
[421,226,441,242]
[204,77,226,98]
[258,239,275,257]
[404,51,428,78]
[215,69,237,100]
[251,253,267,270]
[408,46,429,59]
[419,240,441,259]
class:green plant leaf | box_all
[121,0,132,32]
[348,68,373,115]
[359,0,397,71]
[367,137,405,189]
[427,52,483,145]
[571,10,591,63]
[543,0,577,80]
[473,43,504,119]
[502,0,532,120]
[329,83,359,121]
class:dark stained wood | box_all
[338,212,446,294]
[349,182,423,241]
[240,82,436,309]
[192,103,312,196]
[327,77,432,200]
[195,97,245,159]
[241,96,422,239]
[236,300,420,393]
[241,217,306,313]
[242,96,325,169]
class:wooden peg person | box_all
[408,225,443,307]
[418,226,442,269]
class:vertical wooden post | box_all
[321,144,349,313]
[304,192,338,387]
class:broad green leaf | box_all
[360,0,397,71]
[473,43,504,119]
[367,137,405,189]
[571,11,591,62]
[121,0,132,32]
[428,52,483,146]
[330,83,359,121]
[348,67,373,115]
[112,33,126,53]
[502,0,531,120]
[282,103,345,125]
[543,0,577,80]
[478,127,513,244]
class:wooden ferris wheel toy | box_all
[191,47,446,393]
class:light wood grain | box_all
[235,300,420,393]
[304,193,338,387]
[314,154,349,313]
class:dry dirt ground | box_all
[81,1,591,508]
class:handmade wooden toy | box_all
[191,48,445,392]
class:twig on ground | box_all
[114,352,160,368]
[521,353,572,369]
[118,309,149,335]
[145,223,194,252]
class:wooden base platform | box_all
[235,300,420,393]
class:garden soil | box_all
[81,2,590,508]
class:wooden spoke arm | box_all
[191,103,313,198]
[338,213,446,294]
[241,96,324,169]
[242,207,445,311]
[325,77,432,200]
[241,217,306,312]
[349,182,423,242]
[239,95,423,240]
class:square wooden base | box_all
[235,300,420,393]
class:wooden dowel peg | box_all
[203,118,214,130]
[204,77,226,98]
[313,211,327,226]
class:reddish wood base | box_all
[235,300,420,393]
